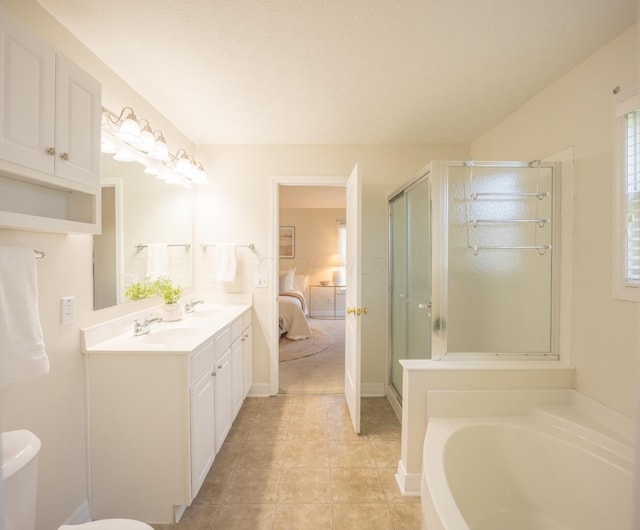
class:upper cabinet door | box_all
[0,8,55,174]
[54,55,101,188]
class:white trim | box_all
[248,383,271,397]
[543,147,574,364]
[613,84,640,302]
[270,176,348,395]
[395,459,421,497]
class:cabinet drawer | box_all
[215,327,231,358]
[190,340,214,384]
[231,317,243,342]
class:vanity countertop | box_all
[82,295,251,355]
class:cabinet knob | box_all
[60,152,69,161]
[46,147,56,156]
[212,371,216,377]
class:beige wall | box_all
[471,26,639,418]
[279,207,346,285]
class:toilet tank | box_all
[1,430,41,530]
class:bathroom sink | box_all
[187,308,219,318]
[1,430,41,480]
[142,327,203,345]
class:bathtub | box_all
[421,411,634,530]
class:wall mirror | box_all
[93,155,193,310]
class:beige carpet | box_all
[279,329,331,361]
[279,318,345,394]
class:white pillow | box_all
[279,268,295,291]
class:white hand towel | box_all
[146,243,169,280]
[0,247,49,388]
[215,243,237,282]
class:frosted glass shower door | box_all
[388,176,431,401]
[406,178,431,361]
[389,193,407,398]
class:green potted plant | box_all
[124,277,183,321]
[152,277,183,321]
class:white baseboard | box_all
[65,499,92,524]
[248,383,271,397]
[361,383,385,397]
[395,460,421,497]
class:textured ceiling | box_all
[36,0,637,145]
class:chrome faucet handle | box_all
[133,319,145,336]
[185,299,205,313]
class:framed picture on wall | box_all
[279,226,295,258]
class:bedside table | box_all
[309,284,346,319]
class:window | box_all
[614,87,640,301]
[337,221,347,261]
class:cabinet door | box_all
[54,54,101,187]
[242,324,252,398]
[231,338,243,419]
[0,8,55,174]
[214,349,232,453]
[190,371,215,497]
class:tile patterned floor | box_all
[151,395,421,529]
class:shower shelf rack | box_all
[469,218,549,228]
[470,191,548,200]
[465,187,551,256]
[468,244,552,256]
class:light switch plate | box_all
[254,274,268,288]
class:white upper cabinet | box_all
[0,9,55,175]
[0,6,101,233]
[54,55,101,188]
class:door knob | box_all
[347,306,356,315]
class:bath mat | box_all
[279,329,331,362]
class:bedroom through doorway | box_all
[278,184,347,395]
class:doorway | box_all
[276,184,347,395]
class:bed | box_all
[279,271,312,340]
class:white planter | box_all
[162,303,183,322]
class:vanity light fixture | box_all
[114,107,142,144]
[101,106,208,186]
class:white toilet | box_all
[1,430,152,530]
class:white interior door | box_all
[345,164,362,433]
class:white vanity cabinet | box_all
[213,327,232,453]
[82,302,253,524]
[189,341,216,496]
[85,340,215,523]
[0,6,101,233]
[231,309,253,418]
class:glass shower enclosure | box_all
[388,160,559,401]
[388,174,431,400]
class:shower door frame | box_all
[387,170,432,404]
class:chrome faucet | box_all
[184,299,205,313]
[133,315,163,336]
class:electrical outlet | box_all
[254,274,268,288]
[61,296,75,324]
